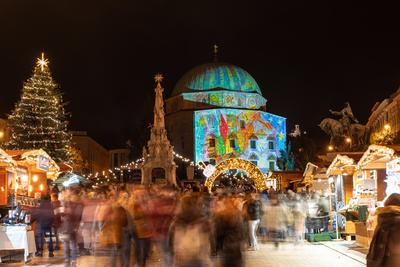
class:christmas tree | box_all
[6,53,71,163]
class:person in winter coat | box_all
[32,195,55,257]
[242,193,263,250]
[367,193,400,267]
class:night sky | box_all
[1,1,399,155]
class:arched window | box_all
[249,153,259,166]
[249,134,258,150]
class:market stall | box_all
[0,149,17,207]
[326,153,363,236]
[353,145,400,247]
[5,149,59,207]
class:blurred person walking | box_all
[169,193,211,267]
[132,187,153,267]
[263,197,288,248]
[60,187,84,267]
[32,194,55,257]
[242,193,263,250]
[219,196,244,267]
[51,192,62,250]
[97,192,128,267]
[149,186,176,267]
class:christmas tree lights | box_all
[6,53,71,163]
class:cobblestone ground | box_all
[1,241,366,267]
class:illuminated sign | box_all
[37,155,50,171]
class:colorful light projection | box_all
[194,109,286,173]
[182,91,267,109]
[174,63,262,96]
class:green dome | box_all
[172,62,262,96]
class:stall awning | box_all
[357,145,400,170]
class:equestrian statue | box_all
[319,102,369,150]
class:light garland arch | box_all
[204,158,267,192]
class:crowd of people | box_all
[30,183,400,267]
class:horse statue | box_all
[319,118,343,145]
[350,123,369,146]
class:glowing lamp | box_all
[384,124,391,130]
[1,186,4,192]
[32,175,38,182]
[328,177,334,184]
[0,131,4,138]
[28,185,33,193]
[345,137,352,143]
[21,175,28,182]
[328,145,334,151]
[39,184,44,191]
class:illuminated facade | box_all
[165,62,286,173]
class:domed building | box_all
[165,61,286,173]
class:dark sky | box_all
[1,1,399,154]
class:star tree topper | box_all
[36,52,49,72]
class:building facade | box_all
[165,62,286,173]
[109,148,130,170]
[71,131,110,174]
[367,88,400,136]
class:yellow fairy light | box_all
[36,52,49,72]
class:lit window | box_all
[268,141,274,150]
[250,140,257,149]
[209,138,216,148]
[230,139,236,148]
[269,161,275,170]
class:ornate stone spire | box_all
[153,73,165,129]
[141,74,176,186]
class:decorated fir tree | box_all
[6,53,71,163]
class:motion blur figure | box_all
[149,186,176,266]
[97,191,128,267]
[218,195,244,267]
[242,193,263,250]
[32,194,55,257]
[263,196,288,248]
[132,187,153,267]
[367,193,400,267]
[60,188,83,267]
[169,193,211,267]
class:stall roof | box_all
[327,152,364,177]
[357,145,400,170]
[0,148,17,168]
[5,149,59,173]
